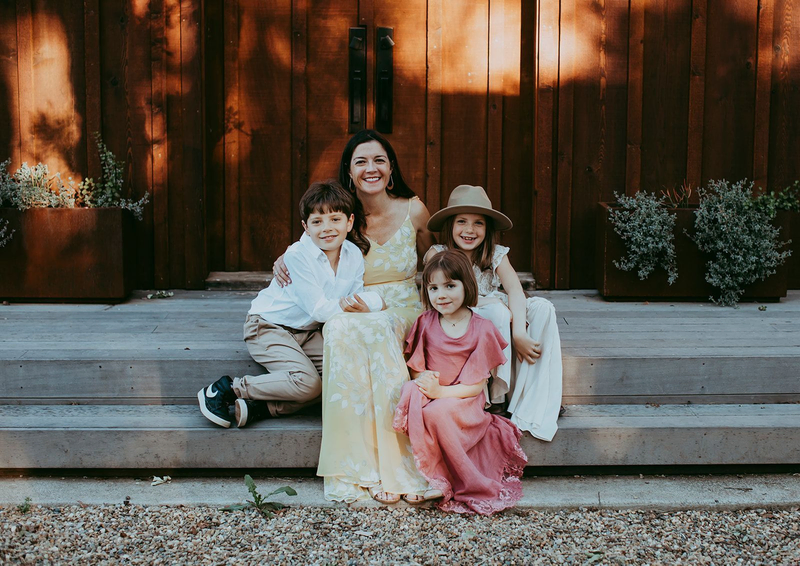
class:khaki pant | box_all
[233,314,324,417]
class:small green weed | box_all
[220,475,297,518]
[17,497,32,514]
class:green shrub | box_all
[692,179,791,307]
[609,191,678,285]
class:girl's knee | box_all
[526,297,556,323]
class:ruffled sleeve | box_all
[457,317,508,386]
[404,311,433,373]
[492,245,510,270]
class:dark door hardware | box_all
[348,26,367,133]
[375,27,394,133]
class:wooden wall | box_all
[0,0,798,289]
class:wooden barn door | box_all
[206,0,526,274]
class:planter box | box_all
[0,208,135,301]
[596,202,789,301]
[788,211,800,289]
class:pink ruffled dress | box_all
[393,310,528,515]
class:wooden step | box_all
[2,290,799,405]
[1,404,798,469]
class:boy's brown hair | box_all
[299,180,356,222]
[421,249,479,310]
[438,214,498,271]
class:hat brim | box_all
[427,205,513,232]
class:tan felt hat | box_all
[427,184,513,232]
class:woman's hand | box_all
[272,253,291,287]
[415,370,442,399]
[513,332,542,364]
[339,294,371,313]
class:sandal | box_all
[370,489,401,505]
[402,489,444,505]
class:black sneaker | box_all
[234,399,272,428]
[197,375,235,428]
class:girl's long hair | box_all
[438,214,498,271]
[338,130,416,256]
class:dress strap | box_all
[406,196,417,218]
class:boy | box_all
[198,180,383,428]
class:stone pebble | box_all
[1,505,798,565]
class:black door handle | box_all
[349,27,367,133]
[375,27,394,133]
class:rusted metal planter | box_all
[596,203,789,301]
[0,208,135,301]
[787,211,800,289]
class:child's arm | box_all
[411,369,486,400]
[495,255,542,364]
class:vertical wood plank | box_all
[0,1,22,168]
[15,0,34,165]
[223,0,239,271]
[555,0,576,288]
[151,0,170,288]
[625,0,644,196]
[686,0,707,189]
[769,0,800,191]
[204,0,225,271]
[701,0,757,183]
[180,0,206,288]
[753,0,774,189]
[486,0,505,202]
[500,0,528,273]
[165,0,186,286]
[426,0,443,208]
[358,0,375,129]
[440,0,489,197]
[292,0,309,243]
[83,0,102,180]
[534,0,559,288]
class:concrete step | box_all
[1,404,798,469]
[3,290,800,406]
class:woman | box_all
[275,130,436,504]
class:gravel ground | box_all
[1,504,798,565]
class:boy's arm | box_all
[283,252,355,323]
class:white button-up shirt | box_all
[248,233,382,330]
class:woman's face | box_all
[349,140,393,196]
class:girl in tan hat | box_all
[425,185,563,441]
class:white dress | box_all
[430,244,563,441]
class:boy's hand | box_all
[272,253,291,287]
[416,371,442,399]
[339,293,370,313]
[513,332,541,364]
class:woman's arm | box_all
[273,253,291,287]
[414,370,486,400]
[409,198,437,258]
[495,255,542,364]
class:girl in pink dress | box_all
[393,249,528,515]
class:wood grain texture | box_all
[291,0,308,243]
[555,0,576,289]
[753,0,774,189]
[686,0,707,189]
[0,1,21,167]
[625,0,644,197]
[15,0,34,165]
[151,0,171,288]
[426,0,443,208]
[179,0,205,288]
[223,0,240,271]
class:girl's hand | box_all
[339,294,370,313]
[415,371,442,399]
[513,332,542,364]
[272,253,291,287]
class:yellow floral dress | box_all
[317,198,429,501]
